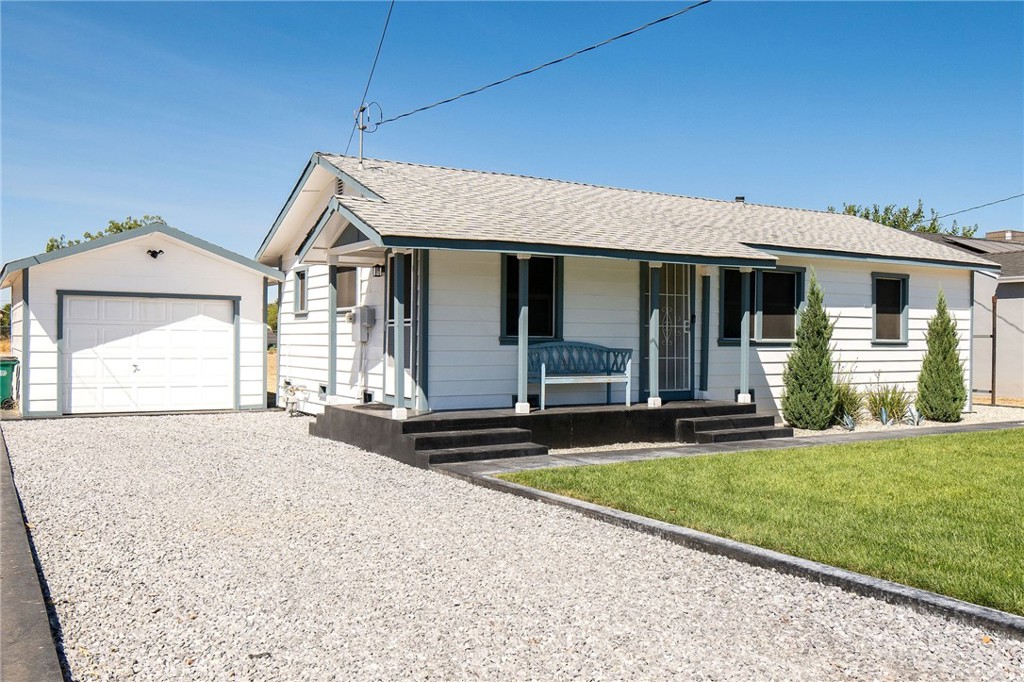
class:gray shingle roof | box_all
[986,251,1024,278]
[319,154,997,269]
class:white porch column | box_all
[738,267,752,404]
[648,262,662,408]
[392,251,408,420]
[515,255,531,414]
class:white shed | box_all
[1,224,283,417]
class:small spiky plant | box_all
[916,291,966,422]
[782,272,836,430]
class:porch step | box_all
[410,427,533,451]
[423,442,549,465]
[675,414,776,441]
[693,425,795,444]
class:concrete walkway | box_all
[437,419,1024,477]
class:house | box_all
[256,153,998,425]
[915,232,1024,401]
[0,223,283,416]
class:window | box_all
[720,267,804,343]
[502,255,561,341]
[294,270,308,314]
[335,267,358,309]
[872,273,909,344]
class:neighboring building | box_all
[918,233,1024,401]
[0,224,283,416]
[257,153,998,419]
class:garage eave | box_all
[0,223,284,288]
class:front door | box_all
[641,263,694,400]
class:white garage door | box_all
[63,296,235,413]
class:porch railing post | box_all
[738,267,752,403]
[648,262,662,408]
[515,255,531,414]
[392,251,408,420]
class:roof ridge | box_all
[317,152,852,219]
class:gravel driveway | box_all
[4,412,1022,681]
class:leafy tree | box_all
[826,200,977,237]
[916,291,966,422]
[46,215,165,253]
[782,271,836,430]
[266,301,279,332]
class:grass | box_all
[502,429,1024,615]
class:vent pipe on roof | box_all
[735,196,745,204]
[1007,231,1014,241]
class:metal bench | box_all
[527,341,633,410]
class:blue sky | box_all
[2,1,1022,264]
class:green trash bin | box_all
[0,357,18,409]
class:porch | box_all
[310,399,791,469]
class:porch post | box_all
[515,255,531,414]
[648,262,662,408]
[738,267,752,403]
[392,251,408,420]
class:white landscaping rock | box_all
[3,412,1022,681]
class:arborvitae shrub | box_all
[782,272,836,430]
[916,291,966,422]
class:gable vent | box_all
[336,178,345,196]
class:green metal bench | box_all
[527,341,633,410]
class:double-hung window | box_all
[720,267,805,344]
[335,266,358,310]
[872,273,909,344]
[501,255,562,342]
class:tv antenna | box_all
[355,102,382,165]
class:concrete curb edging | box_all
[438,467,1024,639]
[0,430,65,682]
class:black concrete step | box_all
[695,425,795,444]
[676,414,776,441]
[424,442,549,465]
[411,428,533,451]
[402,417,520,435]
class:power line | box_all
[344,0,397,156]
[377,0,712,127]
[935,193,1024,221]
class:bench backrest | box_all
[527,341,632,376]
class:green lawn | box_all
[501,429,1024,615]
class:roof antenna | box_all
[356,104,367,167]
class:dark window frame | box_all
[718,266,806,346]
[871,272,910,345]
[499,255,564,345]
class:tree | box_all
[781,271,836,430]
[916,291,966,422]
[826,200,977,237]
[266,301,279,332]
[0,303,10,339]
[46,215,165,253]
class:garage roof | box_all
[1,223,283,288]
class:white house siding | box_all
[333,267,386,404]
[702,257,973,416]
[426,251,641,411]
[23,232,267,415]
[278,265,331,414]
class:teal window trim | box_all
[871,272,910,346]
[293,267,309,316]
[718,265,806,346]
[498,254,564,346]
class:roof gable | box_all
[1,223,283,288]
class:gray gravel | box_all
[4,412,1022,681]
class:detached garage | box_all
[1,223,283,417]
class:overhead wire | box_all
[344,0,397,156]
[376,0,712,127]
[934,193,1024,221]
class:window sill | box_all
[717,338,794,348]
[499,335,563,346]
[294,311,309,319]
[871,340,908,347]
